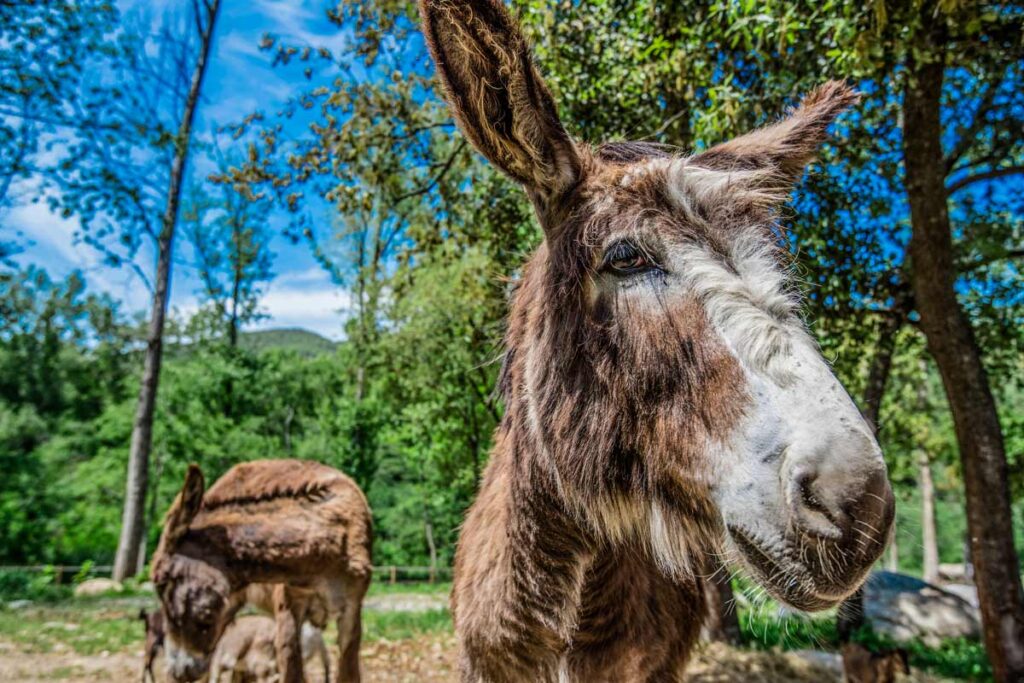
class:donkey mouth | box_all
[727,525,853,612]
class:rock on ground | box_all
[72,579,123,598]
[864,571,980,647]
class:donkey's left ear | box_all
[419,0,581,225]
[161,465,205,547]
[691,81,859,187]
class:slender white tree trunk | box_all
[917,359,940,585]
[113,0,222,580]
[920,453,939,584]
[886,534,899,573]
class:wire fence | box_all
[0,564,452,585]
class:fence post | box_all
[390,566,397,585]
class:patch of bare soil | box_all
[0,635,946,682]
[0,635,458,683]
[0,639,140,682]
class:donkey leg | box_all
[334,600,361,682]
[319,636,330,683]
[273,585,306,683]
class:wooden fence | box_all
[0,564,452,585]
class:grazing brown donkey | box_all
[419,1,895,680]
[151,460,372,683]
[141,585,331,683]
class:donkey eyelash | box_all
[601,240,662,275]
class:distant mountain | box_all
[238,328,339,356]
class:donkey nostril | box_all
[798,473,836,523]
[788,470,843,539]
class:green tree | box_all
[0,267,137,563]
[182,148,274,349]
[0,0,118,216]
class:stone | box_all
[863,571,980,647]
[788,649,842,677]
[73,578,123,597]
[939,583,979,609]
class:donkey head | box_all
[420,0,894,610]
[151,466,233,681]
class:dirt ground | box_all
[0,634,853,683]
[0,633,459,683]
[0,592,946,682]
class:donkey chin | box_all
[164,635,211,683]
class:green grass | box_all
[362,608,452,641]
[740,606,993,681]
[739,607,838,651]
[0,591,991,681]
[854,628,992,681]
[0,599,149,655]
[366,580,451,597]
[0,592,451,656]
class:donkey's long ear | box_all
[419,0,581,222]
[691,81,858,187]
[161,465,204,548]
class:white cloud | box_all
[7,186,163,311]
[253,272,350,340]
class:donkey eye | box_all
[602,241,657,275]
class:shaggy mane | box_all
[595,141,675,164]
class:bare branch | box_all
[392,140,467,203]
[963,248,1024,273]
[945,80,998,173]
[947,166,1024,195]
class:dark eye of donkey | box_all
[601,241,658,276]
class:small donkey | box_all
[418,1,895,681]
[208,615,330,683]
[141,588,331,683]
[152,460,372,683]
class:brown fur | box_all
[141,587,331,682]
[417,1,889,682]
[841,643,910,683]
[208,615,330,683]
[140,608,165,683]
[152,460,372,683]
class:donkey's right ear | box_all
[163,465,204,546]
[419,0,581,223]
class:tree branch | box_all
[392,140,467,203]
[962,248,1024,273]
[946,166,1024,195]
[945,80,998,173]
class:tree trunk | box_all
[917,359,940,586]
[920,454,939,585]
[886,534,899,573]
[112,0,221,581]
[228,206,242,348]
[902,15,1024,680]
[837,312,901,642]
[702,554,741,645]
[424,513,437,585]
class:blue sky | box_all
[10,1,353,339]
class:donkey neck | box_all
[478,426,598,648]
